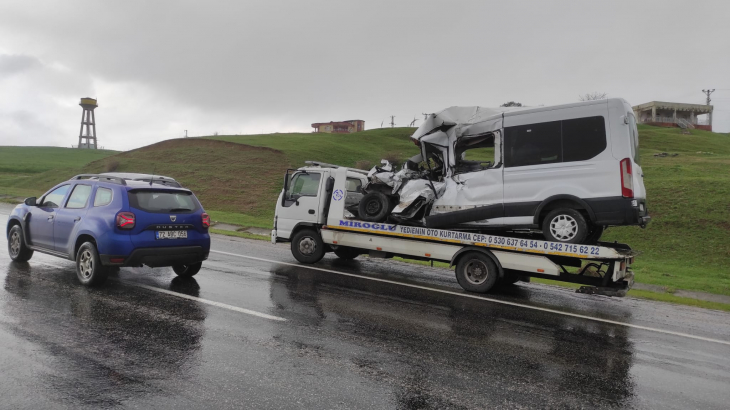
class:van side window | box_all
[504,116,607,167]
[562,116,607,162]
[504,121,561,167]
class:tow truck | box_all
[272,163,636,296]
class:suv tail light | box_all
[116,212,136,229]
[202,212,211,228]
[620,158,633,198]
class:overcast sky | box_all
[0,0,728,150]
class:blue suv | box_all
[6,174,211,286]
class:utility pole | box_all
[390,115,395,128]
[702,89,715,128]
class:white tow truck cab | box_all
[273,163,636,296]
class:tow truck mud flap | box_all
[576,271,634,297]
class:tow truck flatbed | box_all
[273,166,636,296]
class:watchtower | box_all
[78,97,98,149]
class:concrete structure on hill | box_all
[78,97,98,149]
[311,120,364,133]
[632,101,713,132]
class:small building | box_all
[311,120,365,133]
[632,101,713,132]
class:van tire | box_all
[333,246,361,260]
[291,229,325,264]
[76,242,108,286]
[455,252,499,293]
[584,225,605,244]
[358,192,391,222]
[542,209,588,244]
[8,225,34,262]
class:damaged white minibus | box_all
[356,98,650,244]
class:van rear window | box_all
[128,190,198,213]
[505,116,607,167]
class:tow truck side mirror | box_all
[24,197,37,206]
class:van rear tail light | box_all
[202,213,211,228]
[116,212,135,229]
[620,158,634,198]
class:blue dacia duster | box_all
[6,174,211,286]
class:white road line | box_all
[120,280,287,322]
[210,249,730,346]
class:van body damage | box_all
[357,106,519,228]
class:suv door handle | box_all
[74,217,81,222]
[47,216,54,221]
[308,209,315,215]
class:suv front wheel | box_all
[8,225,34,262]
[76,242,108,286]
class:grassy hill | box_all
[0,126,728,296]
[0,146,117,198]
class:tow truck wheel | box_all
[291,229,325,264]
[333,246,361,260]
[358,192,391,222]
[455,252,498,293]
[8,225,34,262]
[541,209,588,244]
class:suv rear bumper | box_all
[585,197,650,227]
[101,246,209,268]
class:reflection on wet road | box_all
[1,211,729,409]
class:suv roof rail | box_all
[304,161,369,174]
[71,174,127,185]
[132,177,182,187]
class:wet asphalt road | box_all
[1,207,730,409]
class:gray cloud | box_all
[0,54,41,76]
[0,0,728,150]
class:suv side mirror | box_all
[24,197,37,206]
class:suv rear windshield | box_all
[128,190,199,213]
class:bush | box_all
[354,160,372,170]
[382,152,403,168]
[104,159,120,172]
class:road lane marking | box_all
[210,249,730,346]
[119,280,287,322]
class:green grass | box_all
[0,125,727,299]
[0,146,117,174]
[210,228,269,241]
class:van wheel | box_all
[8,225,34,262]
[358,192,391,222]
[542,209,588,244]
[76,242,108,286]
[455,252,499,293]
[584,225,605,244]
[333,246,361,260]
[172,262,202,277]
[291,229,325,264]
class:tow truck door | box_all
[278,171,323,237]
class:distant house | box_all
[632,101,713,132]
[311,120,365,134]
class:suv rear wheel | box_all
[8,225,34,262]
[541,209,588,244]
[76,242,108,286]
[172,262,202,277]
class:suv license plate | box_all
[156,230,188,239]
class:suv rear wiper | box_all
[168,208,193,212]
